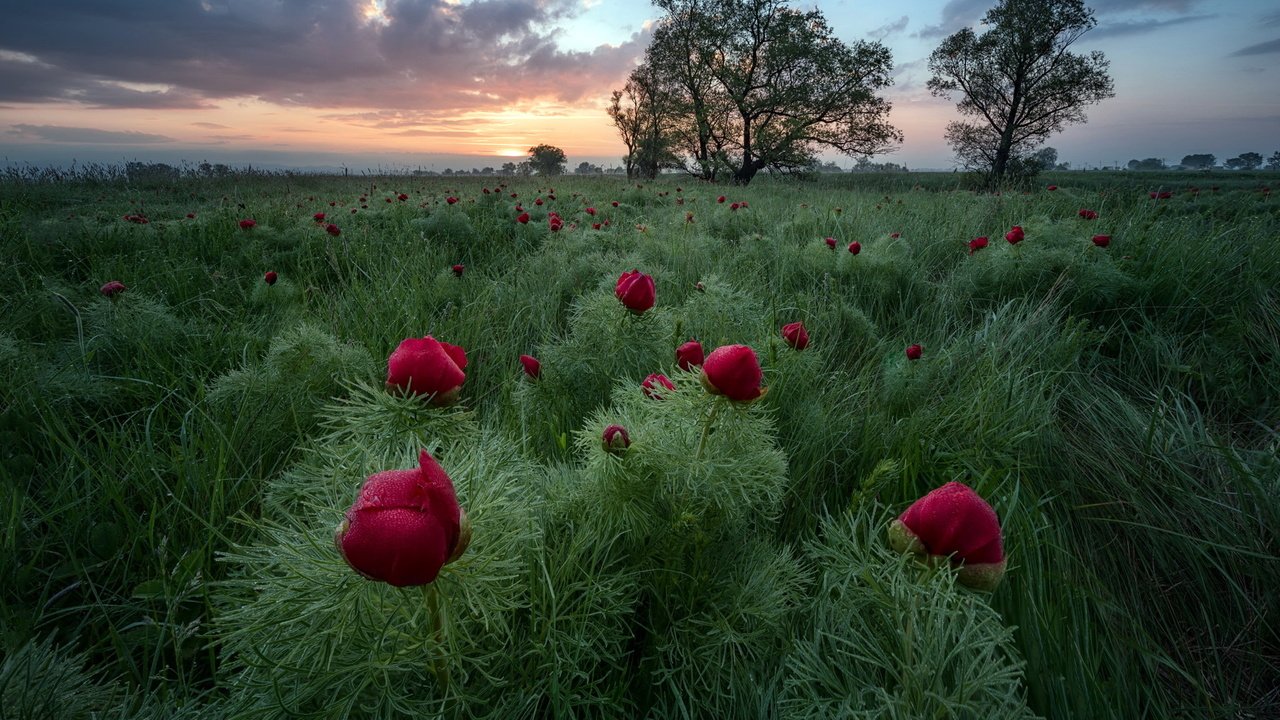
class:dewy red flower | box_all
[517,212,530,224]
[602,424,631,453]
[325,223,341,236]
[847,241,861,255]
[264,271,278,285]
[717,195,726,203]
[701,345,763,402]
[1091,234,1111,248]
[781,321,809,350]
[676,339,704,370]
[313,212,326,221]
[968,236,989,255]
[385,336,468,406]
[334,449,469,587]
[239,218,256,230]
[99,280,127,298]
[642,373,676,400]
[446,196,458,205]
[615,269,656,314]
[519,354,541,379]
[905,343,923,361]
[1005,225,1024,244]
[889,481,1006,591]
[452,264,465,277]
[825,236,837,250]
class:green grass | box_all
[0,169,1276,718]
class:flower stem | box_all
[423,584,450,693]
[696,398,721,459]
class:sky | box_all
[0,0,1276,172]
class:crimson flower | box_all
[781,322,809,350]
[446,196,458,205]
[517,212,530,224]
[325,223,341,236]
[385,336,468,406]
[100,280,127,298]
[1005,226,1024,244]
[1091,234,1111,248]
[615,270,656,314]
[848,241,861,255]
[1047,185,1058,191]
[239,219,256,230]
[968,237,989,255]
[642,373,676,400]
[452,264,465,277]
[586,207,596,216]
[1078,209,1098,220]
[602,424,630,453]
[889,232,900,239]
[905,343,922,361]
[825,236,837,250]
[676,339,704,371]
[397,193,409,201]
[611,201,619,207]
[730,202,740,210]
[889,481,1006,591]
[519,354,541,379]
[334,449,469,587]
[701,345,763,402]
[717,195,726,203]
[313,212,326,221]
[264,271,278,285]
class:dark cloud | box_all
[1265,12,1280,27]
[1090,14,1215,39]
[8,124,174,144]
[914,0,989,39]
[867,16,909,40]
[0,0,647,112]
[1230,38,1280,57]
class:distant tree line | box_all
[1125,152,1278,171]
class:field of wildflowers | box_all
[0,170,1276,718]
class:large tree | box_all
[607,64,678,180]
[526,144,567,176]
[927,0,1113,184]
[614,0,901,185]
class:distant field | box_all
[1,170,1276,719]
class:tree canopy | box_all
[611,0,900,185]
[927,0,1113,184]
[527,145,567,176]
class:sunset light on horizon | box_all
[1,0,1277,172]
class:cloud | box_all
[0,0,648,113]
[192,122,230,129]
[8,124,174,144]
[1230,38,1280,57]
[867,16,909,41]
[915,0,989,39]
[1090,14,1215,39]
[1090,0,1199,11]
[1265,12,1280,27]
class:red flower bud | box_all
[1078,209,1098,220]
[1047,185,1058,191]
[611,201,619,207]
[264,271,278,285]
[602,424,631,453]
[700,345,763,402]
[517,212,530,224]
[100,280,127,298]
[967,237,989,255]
[397,193,409,201]
[615,269,656,314]
[889,232,901,239]
[325,223,341,236]
[335,449,468,587]
[313,212,326,221]
[889,481,1005,590]
[905,343,922,361]
[824,236,837,250]
[1005,226,1024,244]
[446,196,458,205]
[1091,234,1111,248]
[847,241,861,255]
[586,207,596,216]
[641,373,675,400]
[239,218,256,230]
[781,322,809,350]
[386,336,467,405]
[519,354,541,379]
[676,339,704,370]
[452,264,465,277]
[717,195,726,203]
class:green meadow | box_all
[1,170,1276,718]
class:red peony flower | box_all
[535,198,544,206]
[847,241,861,255]
[968,236,989,255]
[1047,185,1058,191]
[452,264,465,277]
[239,218,256,230]
[825,236,837,250]
[1091,234,1111,248]
[446,196,458,205]
[701,345,763,402]
[730,202,740,210]
[615,270,656,314]
[519,354,541,379]
[326,223,341,236]
[905,343,922,361]
[602,424,631,453]
[386,336,468,406]
[717,195,726,203]
[517,212,530,224]
[264,271,278,285]
[1005,225,1024,244]
[99,280,127,298]
[186,212,196,219]
[397,193,409,201]
[781,321,809,350]
[586,207,596,216]
[313,212,326,221]
[1078,209,1098,220]
[676,339,704,371]
[611,201,619,207]
[334,449,469,587]
[642,373,676,400]
[592,223,602,230]
[888,481,1006,590]
[890,232,901,239]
